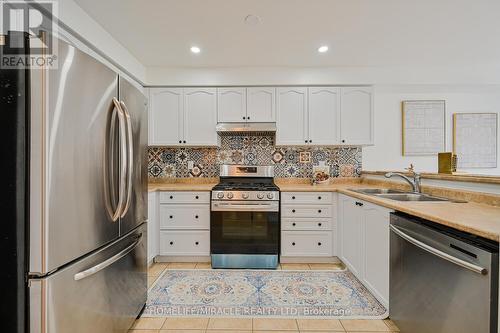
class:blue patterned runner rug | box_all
[143,270,387,319]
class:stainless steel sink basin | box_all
[374,193,450,202]
[350,188,405,195]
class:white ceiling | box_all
[74,0,500,68]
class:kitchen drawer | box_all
[281,205,332,218]
[281,231,333,257]
[159,204,210,229]
[281,218,332,231]
[159,191,210,204]
[282,192,332,204]
[160,230,210,256]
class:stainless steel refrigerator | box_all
[1,30,148,333]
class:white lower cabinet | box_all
[338,194,392,307]
[281,192,336,258]
[158,191,210,257]
[148,192,159,263]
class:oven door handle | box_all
[211,202,279,212]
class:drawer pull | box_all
[318,196,322,200]
[292,209,296,213]
[355,201,364,207]
[195,195,199,199]
[292,196,296,199]
[169,215,173,219]
[318,242,322,246]
[292,242,296,246]
[195,215,199,219]
[318,223,322,226]
[169,195,173,199]
[169,241,174,245]
[292,223,296,226]
[318,209,322,213]
[195,241,199,245]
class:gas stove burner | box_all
[211,165,280,202]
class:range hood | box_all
[216,122,276,135]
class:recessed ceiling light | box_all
[318,45,329,53]
[190,46,201,54]
[244,14,261,26]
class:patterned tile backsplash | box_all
[148,135,362,179]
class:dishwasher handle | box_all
[390,224,488,275]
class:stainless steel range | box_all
[211,165,280,269]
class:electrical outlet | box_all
[187,161,194,170]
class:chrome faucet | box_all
[385,164,421,193]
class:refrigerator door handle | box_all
[120,101,134,217]
[104,98,127,222]
[73,233,143,281]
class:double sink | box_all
[350,188,464,202]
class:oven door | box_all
[211,201,280,255]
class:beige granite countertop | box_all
[276,178,500,242]
[148,178,218,192]
[149,177,500,241]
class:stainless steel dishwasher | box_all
[390,213,498,333]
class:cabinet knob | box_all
[169,241,174,245]
[292,242,296,246]
[292,223,296,226]
[169,215,173,219]
[318,223,322,226]
[342,139,346,143]
[318,209,322,213]
[305,140,308,143]
[195,215,199,219]
[195,241,199,245]
[309,140,312,143]
[318,242,322,246]
[318,196,322,200]
[169,195,173,199]
[183,140,186,144]
[243,116,246,120]
[195,195,199,199]
[247,116,250,120]
[178,140,182,143]
[292,209,296,213]
[292,196,296,200]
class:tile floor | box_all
[137,262,399,333]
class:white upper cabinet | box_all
[276,87,308,145]
[183,88,218,146]
[149,88,183,146]
[246,87,276,122]
[308,87,341,145]
[217,88,246,122]
[340,87,373,145]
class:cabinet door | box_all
[340,87,373,145]
[276,87,308,145]
[183,88,218,146]
[363,203,391,307]
[149,88,183,145]
[217,87,246,122]
[247,87,276,122]
[308,87,340,145]
[338,195,364,277]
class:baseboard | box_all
[279,256,341,263]
[155,255,211,263]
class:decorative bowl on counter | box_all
[313,171,330,185]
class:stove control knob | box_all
[267,193,274,199]
[242,193,249,199]
[227,192,234,199]
[217,192,224,199]
[257,193,265,199]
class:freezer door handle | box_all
[74,233,143,281]
[389,224,487,275]
[119,101,134,218]
[104,98,127,221]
